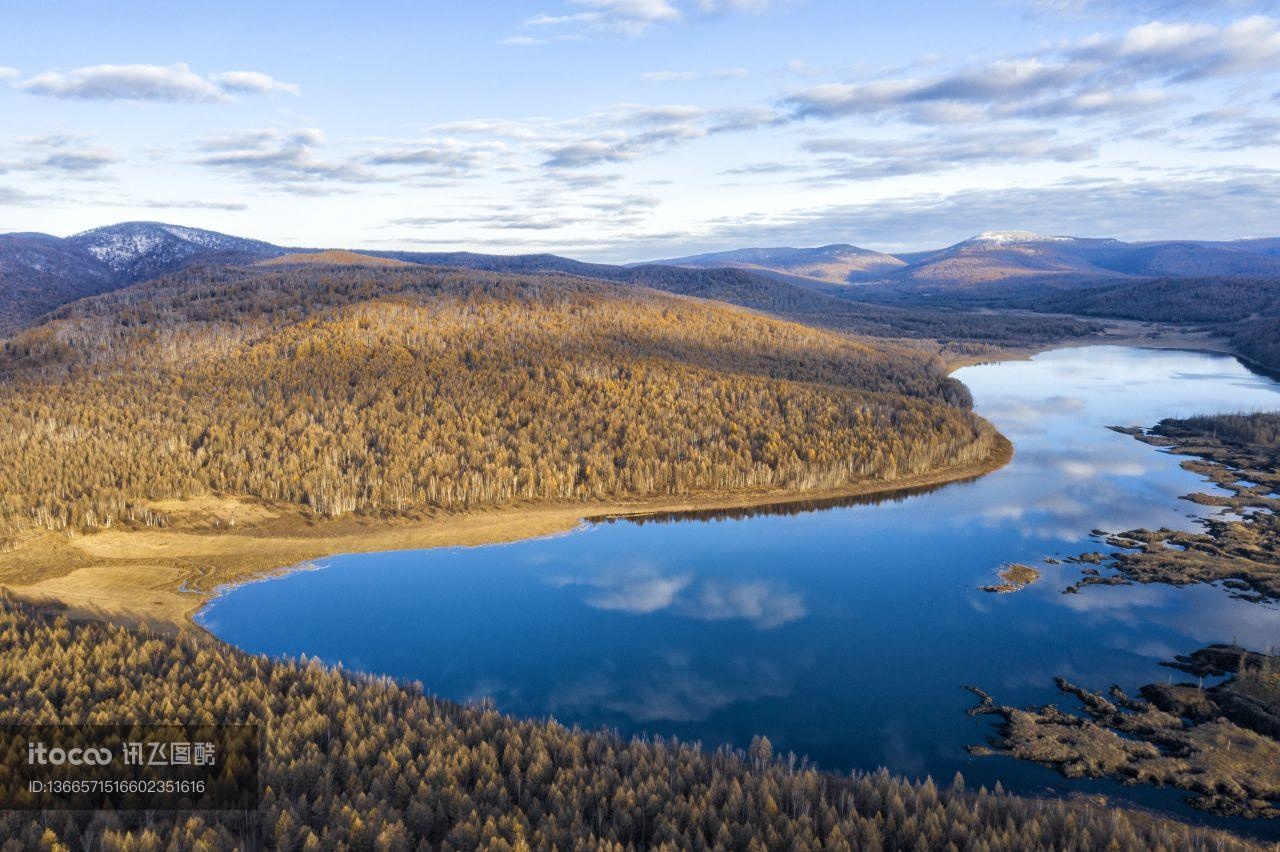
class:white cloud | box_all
[786,59,824,77]
[785,17,1280,123]
[528,0,682,36]
[1023,88,1169,116]
[515,0,779,40]
[785,59,1089,121]
[3,133,120,177]
[1031,0,1274,15]
[642,69,701,82]
[642,67,748,81]
[586,573,691,613]
[793,130,1097,180]
[1081,15,1280,80]
[365,136,505,174]
[211,70,299,96]
[21,63,225,102]
[1206,113,1280,145]
[0,185,37,205]
[17,63,298,102]
[7,8,1279,257]
[697,0,780,10]
[0,66,20,81]
[192,128,372,192]
[690,172,1280,250]
[541,102,781,168]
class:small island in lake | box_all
[980,563,1042,593]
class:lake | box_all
[198,345,1280,835]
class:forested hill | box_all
[858,274,1280,375]
[371,250,1101,347]
[0,596,1260,850]
[0,262,999,544]
[1025,276,1280,374]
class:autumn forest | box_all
[0,262,996,545]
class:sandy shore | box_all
[0,436,1012,630]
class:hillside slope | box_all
[0,232,117,333]
[0,263,998,543]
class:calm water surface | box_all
[199,346,1280,835]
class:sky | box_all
[2,0,1280,261]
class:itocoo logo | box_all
[27,742,113,766]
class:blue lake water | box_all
[199,346,1280,835]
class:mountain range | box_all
[647,244,907,286]
[649,231,1280,289]
[5,221,1280,334]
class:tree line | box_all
[1156,411,1280,452]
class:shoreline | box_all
[1,435,1013,631]
[3,325,1260,633]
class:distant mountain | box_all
[0,222,285,333]
[1231,237,1280,257]
[66,222,282,282]
[902,233,1280,286]
[649,232,1280,289]
[895,232,1126,285]
[644,244,906,287]
[9,220,1280,337]
[1087,240,1280,278]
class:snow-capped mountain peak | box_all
[967,230,1072,245]
[65,221,281,277]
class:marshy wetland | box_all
[199,346,1280,837]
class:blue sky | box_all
[2,0,1279,260]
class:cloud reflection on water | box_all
[1056,580,1280,651]
[547,568,808,629]
[550,654,795,723]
